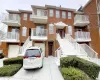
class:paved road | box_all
[0,57,64,80]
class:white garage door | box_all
[8,45,20,58]
[34,43,45,57]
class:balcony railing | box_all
[0,32,19,42]
[75,31,91,42]
[1,13,20,26]
[74,15,90,26]
[32,10,48,24]
[31,28,48,41]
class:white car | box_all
[23,46,44,69]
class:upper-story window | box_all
[30,14,32,21]
[37,9,45,16]
[23,13,27,20]
[68,12,72,19]
[56,10,60,18]
[49,9,54,17]
[62,11,66,19]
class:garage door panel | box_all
[8,45,20,58]
[34,43,45,57]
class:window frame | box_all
[49,9,54,17]
[62,11,66,19]
[23,13,27,20]
[30,14,32,21]
[56,10,60,18]
[68,12,72,19]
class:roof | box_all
[82,0,92,9]
[31,5,46,9]
[55,21,68,27]
[31,5,76,12]
[6,9,32,13]
[6,10,21,13]
[19,9,32,13]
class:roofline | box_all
[19,9,32,13]
[6,10,21,13]
[31,5,76,12]
[82,0,92,9]
[31,5,46,9]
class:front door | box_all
[57,29,65,38]
[48,42,53,56]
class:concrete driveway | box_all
[0,56,64,80]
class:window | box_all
[62,11,66,19]
[23,13,27,20]
[37,9,45,16]
[49,9,54,17]
[22,26,27,36]
[36,26,44,36]
[68,25,72,35]
[68,12,72,19]
[30,14,32,21]
[25,49,40,57]
[49,24,54,34]
[56,10,60,18]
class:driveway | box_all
[0,56,64,80]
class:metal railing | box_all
[2,13,20,23]
[31,28,47,37]
[74,15,89,22]
[75,31,91,40]
[0,32,19,41]
[65,34,88,56]
[80,44,98,58]
[19,36,32,55]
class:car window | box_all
[25,49,41,57]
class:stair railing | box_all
[80,44,98,58]
[65,34,88,57]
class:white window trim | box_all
[22,26,27,36]
[49,9,54,17]
[49,24,54,34]
[23,13,27,20]
[62,11,66,19]
[68,12,72,19]
[56,10,60,18]
[30,14,32,21]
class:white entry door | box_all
[8,45,20,58]
[34,43,45,57]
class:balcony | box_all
[32,10,48,24]
[74,15,90,26]
[2,13,20,27]
[0,32,20,42]
[75,31,91,42]
[31,28,48,41]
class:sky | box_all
[0,0,89,32]
[0,0,89,13]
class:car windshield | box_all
[25,49,40,57]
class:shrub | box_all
[61,67,91,80]
[3,56,23,65]
[0,54,4,59]
[0,64,22,76]
[60,56,100,80]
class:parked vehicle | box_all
[23,46,44,69]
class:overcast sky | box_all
[0,0,89,13]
